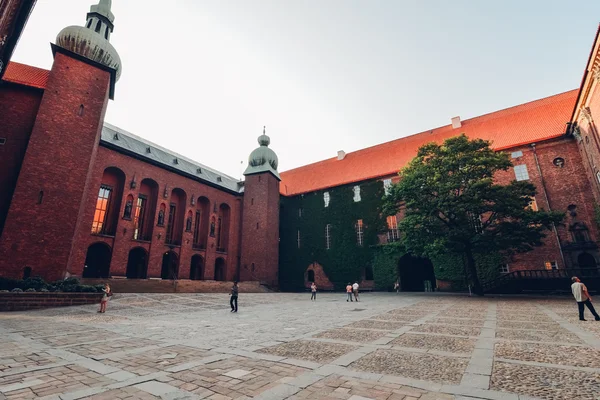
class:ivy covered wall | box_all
[278,179,502,291]
[279,180,385,291]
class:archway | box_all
[307,270,315,282]
[161,251,179,280]
[397,253,435,292]
[578,252,596,269]
[190,255,204,280]
[126,247,148,279]
[215,258,226,281]
[83,242,112,278]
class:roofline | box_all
[0,0,37,79]
[280,134,571,197]
[99,141,243,196]
[281,89,578,175]
[570,24,600,123]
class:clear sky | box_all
[12,0,600,179]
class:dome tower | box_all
[244,127,280,179]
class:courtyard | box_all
[0,293,599,400]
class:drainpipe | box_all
[531,143,567,268]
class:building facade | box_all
[1,2,600,292]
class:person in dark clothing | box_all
[230,281,239,312]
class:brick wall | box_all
[240,173,280,286]
[68,146,244,283]
[80,278,268,293]
[0,293,103,312]
[0,84,43,236]
[0,52,111,281]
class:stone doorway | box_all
[398,253,436,292]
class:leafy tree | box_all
[383,135,564,295]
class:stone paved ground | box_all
[2,293,600,399]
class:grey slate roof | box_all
[100,122,243,193]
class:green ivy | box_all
[429,251,502,290]
[279,181,385,291]
[372,242,405,290]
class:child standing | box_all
[346,283,353,302]
[310,283,317,301]
[98,283,111,313]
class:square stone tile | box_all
[257,340,357,363]
[313,328,388,343]
[494,342,600,368]
[391,333,475,354]
[224,369,251,378]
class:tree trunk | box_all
[464,247,484,296]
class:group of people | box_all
[96,276,600,320]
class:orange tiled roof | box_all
[2,61,49,89]
[280,89,579,196]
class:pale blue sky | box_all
[13,1,600,178]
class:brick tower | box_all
[0,0,121,280]
[240,128,281,286]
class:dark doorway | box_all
[398,253,436,292]
[126,247,148,279]
[190,255,204,280]
[307,270,315,282]
[23,267,32,280]
[161,251,179,280]
[215,258,226,281]
[578,252,596,269]
[83,243,112,278]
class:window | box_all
[356,219,364,246]
[298,208,303,218]
[166,204,176,244]
[383,179,392,195]
[91,185,112,234]
[133,195,147,240]
[353,185,361,202]
[514,164,529,181]
[325,224,332,249]
[468,212,483,233]
[511,151,523,159]
[527,197,538,211]
[193,210,201,246]
[324,192,330,208]
[95,20,102,33]
[297,230,301,249]
[499,264,510,274]
[544,261,558,270]
[0,138,6,145]
[387,215,399,242]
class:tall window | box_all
[353,185,361,202]
[527,197,538,211]
[544,261,558,270]
[91,185,112,234]
[325,224,332,249]
[324,191,330,208]
[383,179,392,195]
[217,217,223,249]
[298,208,303,218]
[166,204,176,244]
[468,212,483,234]
[514,164,530,181]
[387,215,399,242]
[356,219,364,246]
[133,195,147,240]
[297,230,301,249]
[193,210,201,246]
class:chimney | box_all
[451,116,461,129]
[337,150,346,160]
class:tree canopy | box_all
[383,135,564,295]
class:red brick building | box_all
[1,1,600,291]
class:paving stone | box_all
[134,380,179,396]
[223,369,251,378]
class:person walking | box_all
[230,281,239,313]
[571,276,600,321]
[394,280,400,293]
[352,281,360,302]
[346,283,353,302]
[98,283,111,313]
[310,282,317,301]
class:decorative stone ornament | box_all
[553,157,565,168]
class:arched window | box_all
[217,204,231,253]
[91,167,125,235]
[166,189,186,245]
[190,255,204,280]
[193,197,210,249]
[126,247,148,279]
[134,179,158,241]
[95,20,102,33]
[161,251,179,279]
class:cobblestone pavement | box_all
[2,293,600,399]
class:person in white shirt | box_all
[571,276,600,321]
[352,282,359,302]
